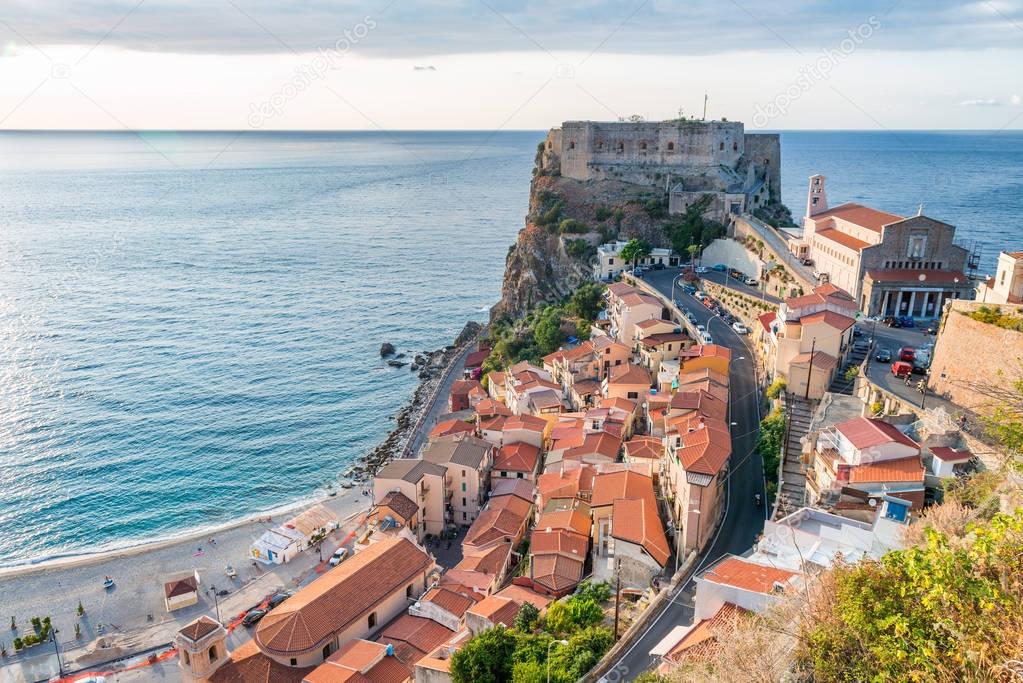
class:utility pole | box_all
[613,567,622,639]
[702,92,708,120]
[804,337,817,400]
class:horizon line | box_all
[1,127,1021,134]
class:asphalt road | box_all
[858,321,960,414]
[606,269,767,680]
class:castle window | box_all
[617,141,624,152]
[209,646,217,663]
[569,140,575,150]
[732,141,738,151]
[764,158,770,165]
[719,142,724,151]
[597,140,603,150]
[667,142,675,151]
[640,141,647,150]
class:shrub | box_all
[595,206,612,221]
[12,638,22,651]
[515,603,541,632]
[765,378,786,400]
[451,626,518,683]
[558,218,588,234]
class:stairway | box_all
[775,396,814,518]
[828,345,868,395]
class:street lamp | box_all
[51,626,63,677]
[209,585,221,624]
[670,273,685,306]
[547,639,569,683]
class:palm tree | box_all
[686,243,700,269]
[620,238,652,272]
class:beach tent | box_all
[250,526,305,565]
[164,570,201,611]
[282,504,339,546]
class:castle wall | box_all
[743,133,782,196]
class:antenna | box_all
[917,203,924,216]
[702,92,708,121]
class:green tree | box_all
[558,218,589,234]
[686,243,700,267]
[549,626,615,679]
[619,238,652,270]
[544,596,604,634]
[514,602,540,632]
[567,282,605,321]
[533,307,565,355]
[765,378,786,400]
[574,580,612,603]
[450,626,518,683]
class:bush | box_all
[558,218,588,234]
[765,378,786,399]
[545,595,604,634]
[565,238,593,259]
[757,408,786,489]
[515,603,540,632]
[451,627,518,683]
[595,206,612,221]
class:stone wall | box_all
[929,300,1023,411]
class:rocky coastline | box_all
[346,320,483,483]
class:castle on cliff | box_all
[539,119,781,222]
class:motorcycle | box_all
[754,494,762,507]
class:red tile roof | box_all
[591,469,655,508]
[213,639,313,683]
[463,495,532,549]
[494,584,552,610]
[530,528,589,559]
[495,442,541,473]
[672,416,732,476]
[475,398,511,418]
[255,538,433,656]
[377,614,455,666]
[784,284,857,311]
[466,595,521,628]
[667,390,727,422]
[531,553,585,593]
[491,478,536,502]
[611,497,670,566]
[758,311,777,333]
[564,432,622,463]
[835,417,920,450]
[702,556,800,594]
[608,363,652,386]
[537,465,596,506]
[465,350,490,368]
[848,456,925,484]
[810,202,902,232]
[503,414,547,433]
[929,446,972,463]
[535,508,591,536]
[455,542,512,577]
[422,587,476,618]
[178,616,220,642]
[624,436,663,460]
[790,350,839,371]
[815,227,870,251]
[165,575,199,599]
[798,309,856,331]
[663,603,750,664]
[429,419,476,439]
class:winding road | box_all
[604,268,768,680]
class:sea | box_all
[0,129,1020,566]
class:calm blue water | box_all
[0,130,1020,564]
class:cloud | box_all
[1012,94,1022,105]
[0,0,1022,57]
[959,98,1001,106]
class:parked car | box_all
[745,276,759,286]
[898,316,915,328]
[852,326,863,337]
[732,322,750,334]
[729,269,744,279]
[268,591,293,608]
[891,361,913,378]
[242,609,267,627]
[899,347,916,362]
[694,290,706,299]
[875,348,892,362]
[633,267,646,277]
[696,323,706,333]
[701,333,715,345]
[853,340,870,353]
[800,257,814,266]
[813,269,826,280]
[883,316,901,328]
[712,264,727,272]
[682,284,697,295]
[694,266,709,274]
[924,322,939,335]
[686,312,696,322]
[328,548,349,567]
[652,262,666,270]
[912,361,929,374]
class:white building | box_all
[594,241,678,280]
[976,250,1023,304]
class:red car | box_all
[891,361,913,378]
[899,347,915,362]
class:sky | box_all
[0,0,1021,130]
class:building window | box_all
[627,391,639,399]
[517,472,524,479]
[368,612,377,629]
[183,651,190,666]
[209,646,217,663]
[407,584,414,598]
[322,644,332,661]
[640,141,647,150]
[461,482,466,492]
[500,470,507,477]
[732,141,738,151]
[463,511,467,520]
[569,140,575,149]
[667,142,675,151]
[291,658,298,666]
[608,258,614,265]
[617,141,624,151]
[462,469,466,477]
[719,142,724,150]
[462,496,467,506]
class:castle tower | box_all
[176,616,230,683]
[806,174,828,218]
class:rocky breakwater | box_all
[346,320,483,482]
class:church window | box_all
[667,142,675,151]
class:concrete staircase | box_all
[776,396,814,518]
[828,345,869,395]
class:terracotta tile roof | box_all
[463,495,532,549]
[810,202,902,232]
[784,284,857,311]
[835,417,920,451]
[531,553,585,593]
[467,595,521,627]
[684,344,732,360]
[678,367,729,388]
[865,269,969,284]
[503,414,547,433]
[479,415,508,432]
[212,639,314,683]
[599,396,637,414]
[815,227,870,251]
[439,569,494,595]
[606,282,642,297]
[848,455,925,484]
[535,508,591,537]
[671,416,732,476]
[930,446,972,463]
[255,538,433,656]
[537,465,595,505]
[495,442,541,473]
[455,542,512,576]
[423,433,492,469]
[591,469,655,508]
[702,556,800,594]
[377,491,419,523]
[375,458,446,484]
[486,371,506,387]
[564,432,622,463]
[571,379,601,397]
[612,497,670,566]
[495,584,552,610]
[377,614,455,666]
[178,616,220,642]
[624,436,663,460]
[549,425,585,452]
[509,361,546,376]
[798,309,856,331]
[422,587,476,618]
[636,318,673,330]
[639,332,690,347]
[758,311,777,333]
[464,349,490,368]
[476,396,511,419]
[619,291,662,308]
[165,575,199,599]
[490,478,535,502]
[666,390,727,422]
[451,379,484,397]
[429,419,476,439]
[303,640,411,683]
[530,528,588,559]
[608,363,652,386]
[663,603,750,664]
[526,389,564,411]
[790,350,839,371]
